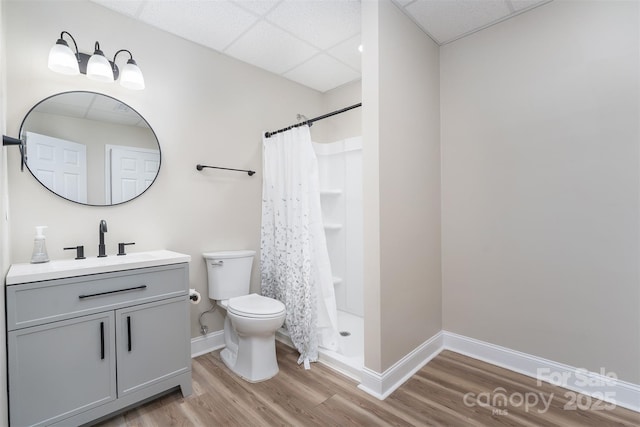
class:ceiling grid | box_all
[91,0,551,92]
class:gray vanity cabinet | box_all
[115,297,190,397]
[7,312,117,426]
[6,262,192,427]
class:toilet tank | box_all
[203,250,255,300]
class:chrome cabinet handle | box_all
[79,285,147,299]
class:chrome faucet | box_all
[98,220,108,257]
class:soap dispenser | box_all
[31,226,50,264]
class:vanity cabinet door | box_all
[8,312,116,427]
[116,296,190,397]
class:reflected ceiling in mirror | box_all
[20,91,160,206]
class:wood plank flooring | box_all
[95,342,640,426]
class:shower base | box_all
[276,310,363,381]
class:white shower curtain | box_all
[261,126,339,368]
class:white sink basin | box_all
[6,250,191,285]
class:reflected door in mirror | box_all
[106,146,160,204]
[25,132,88,204]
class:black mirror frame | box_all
[18,91,161,207]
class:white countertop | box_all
[6,250,191,285]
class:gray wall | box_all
[315,80,362,144]
[4,0,330,341]
[362,0,441,373]
[441,0,640,384]
[362,0,382,372]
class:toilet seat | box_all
[227,294,285,318]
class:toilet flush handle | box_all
[209,260,224,266]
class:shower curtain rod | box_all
[264,102,362,138]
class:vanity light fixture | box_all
[114,50,145,90]
[86,42,114,83]
[48,31,145,90]
[47,31,80,75]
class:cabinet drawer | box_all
[6,264,188,331]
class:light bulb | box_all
[48,39,79,75]
[86,45,114,83]
[120,59,145,90]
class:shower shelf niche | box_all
[323,223,343,230]
[320,189,343,196]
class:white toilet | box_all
[203,250,286,382]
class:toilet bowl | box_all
[203,250,286,382]
[219,294,285,382]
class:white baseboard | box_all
[275,329,294,348]
[358,331,444,400]
[191,330,225,358]
[443,331,640,413]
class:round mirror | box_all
[20,91,160,206]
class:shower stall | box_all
[314,136,363,380]
[267,104,364,379]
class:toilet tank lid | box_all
[202,250,256,260]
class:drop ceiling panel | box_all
[327,35,362,72]
[266,0,361,50]
[90,0,553,92]
[224,21,319,75]
[90,0,145,17]
[44,92,94,110]
[32,93,144,126]
[284,54,361,92]
[405,0,511,44]
[510,0,548,12]
[33,102,88,119]
[235,0,281,16]
[89,94,141,123]
[138,0,258,51]
[86,109,144,126]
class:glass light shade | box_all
[86,53,114,82]
[120,61,145,90]
[48,42,79,75]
